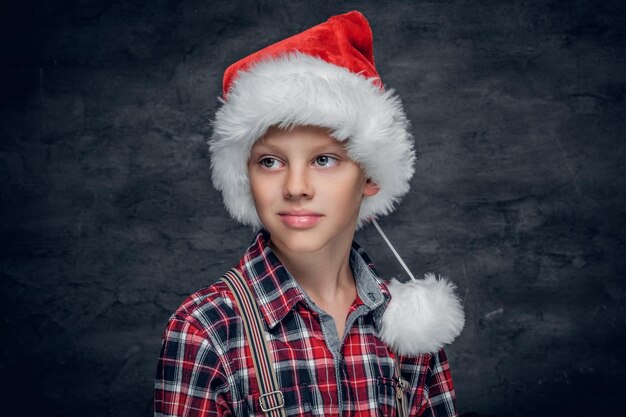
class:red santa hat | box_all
[209,11,464,355]
[209,11,415,229]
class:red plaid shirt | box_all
[155,231,457,416]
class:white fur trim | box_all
[379,273,465,355]
[209,53,415,229]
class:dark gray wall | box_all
[2,1,624,416]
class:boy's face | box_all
[248,125,379,255]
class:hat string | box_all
[371,219,417,281]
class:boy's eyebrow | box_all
[251,140,348,155]
[248,141,278,155]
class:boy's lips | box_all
[277,210,323,228]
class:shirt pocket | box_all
[377,375,426,417]
[376,376,398,417]
[244,384,313,417]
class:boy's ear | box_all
[363,178,380,197]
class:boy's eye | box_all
[259,157,284,169]
[314,155,339,168]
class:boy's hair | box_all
[209,11,415,229]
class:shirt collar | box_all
[237,230,390,329]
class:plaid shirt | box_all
[155,231,457,416]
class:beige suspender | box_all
[221,269,287,417]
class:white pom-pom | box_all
[379,273,465,355]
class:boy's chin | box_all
[270,232,330,254]
[267,224,357,256]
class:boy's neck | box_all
[269,233,357,305]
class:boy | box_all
[155,11,464,417]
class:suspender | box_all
[221,268,287,417]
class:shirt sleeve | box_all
[155,314,233,417]
[417,349,458,417]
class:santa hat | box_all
[209,10,414,229]
[209,11,464,355]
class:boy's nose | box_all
[283,167,314,199]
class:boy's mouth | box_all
[277,210,323,228]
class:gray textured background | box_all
[1,1,625,416]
